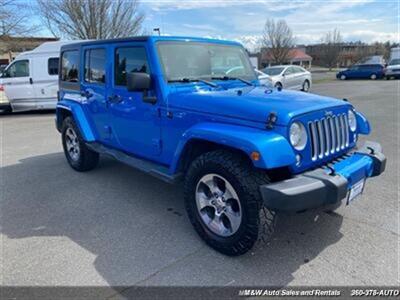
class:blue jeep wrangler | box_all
[56,36,386,256]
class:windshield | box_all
[389,59,400,65]
[263,67,284,76]
[157,41,257,82]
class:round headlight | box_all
[289,122,307,150]
[348,110,357,132]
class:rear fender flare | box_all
[56,101,95,142]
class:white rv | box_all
[0,41,79,112]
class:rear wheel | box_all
[370,73,377,80]
[184,150,276,256]
[61,117,99,172]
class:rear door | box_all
[359,65,370,78]
[1,59,35,105]
[80,46,112,144]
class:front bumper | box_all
[260,141,386,212]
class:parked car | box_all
[384,58,400,79]
[0,64,7,75]
[254,69,273,86]
[336,64,384,80]
[56,36,386,256]
[0,83,10,112]
[262,65,311,92]
[0,41,78,112]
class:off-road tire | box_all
[61,116,99,172]
[184,150,276,256]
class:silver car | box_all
[262,65,312,92]
[385,58,400,79]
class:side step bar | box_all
[86,142,182,184]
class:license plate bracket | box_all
[346,179,366,205]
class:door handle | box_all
[81,90,93,98]
[108,94,122,104]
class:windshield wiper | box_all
[211,76,253,86]
[168,78,218,88]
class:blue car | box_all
[56,36,386,256]
[336,64,385,80]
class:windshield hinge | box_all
[266,112,278,129]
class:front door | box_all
[1,59,35,108]
[108,43,161,159]
[282,66,297,89]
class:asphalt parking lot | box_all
[1,80,399,294]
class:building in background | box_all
[260,47,312,69]
[0,36,59,67]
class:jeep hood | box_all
[168,86,351,126]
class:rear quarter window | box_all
[61,50,79,82]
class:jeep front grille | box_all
[308,114,349,161]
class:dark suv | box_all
[337,64,385,80]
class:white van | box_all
[0,41,79,112]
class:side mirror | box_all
[127,72,151,92]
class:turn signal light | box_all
[251,151,261,161]
[0,84,4,91]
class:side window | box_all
[284,67,294,75]
[5,60,29,77]
[115,47,149,86]
[48,57,59,75]
[61,50,79,82]
[84,48,106,84]
[295,66,304,73]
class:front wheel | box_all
[275,82,283,90]
[184,150,276,256]
[340,74,346,80]
[302,80,310,92]
[62,116,99,172]
[370,73,377,80]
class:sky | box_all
[33,0,399,52]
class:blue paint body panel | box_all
[332,154,374,188]
[56,36,378,180]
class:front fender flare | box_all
[355,111,370,135]
[56,101,96,142]
[170,122,296,173]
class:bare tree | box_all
[0,0,42,61]
[0,0,40,36]
[262,19,294,65]
[37,0,144,39]
[321,28,342,70]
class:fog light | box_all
[296,154,302,166]
[353,133,357,143]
